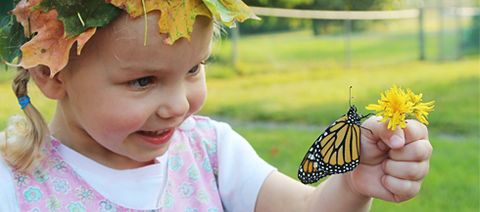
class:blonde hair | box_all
[0,67,49,173]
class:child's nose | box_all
[155,90,189,120]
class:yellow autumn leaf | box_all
[108,0,211,44]
[13,0,97,77]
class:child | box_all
[0,0,432,211]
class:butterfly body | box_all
[298,105,367,184]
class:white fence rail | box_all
[251,6,480,20]
[251,7,420,20]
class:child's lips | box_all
[137,128,174,145]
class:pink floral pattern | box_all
[13,116,223,211]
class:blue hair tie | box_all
[18,96,30,109]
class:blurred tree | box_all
[464,14,480,54]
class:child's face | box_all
[55,13,212,168]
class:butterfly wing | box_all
[298,108,362,184]
[297,133,329,184]
[316,115,361,176]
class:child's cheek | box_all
[188,86,207,115]
[98,109,147,137]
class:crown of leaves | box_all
[0,0,258,76]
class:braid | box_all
[1,67,49,172]
[12,67,30,97]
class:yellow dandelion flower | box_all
[366,85,434,130]
[407,89,435,125]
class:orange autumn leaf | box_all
[13,0,97,77]
[108,0,211,44]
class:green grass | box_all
[205,29,479,211]
[209,26,466,77]
[202,27,479,138]
[203,58,479,136]
[236,126,479,212]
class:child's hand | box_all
[346,116,433,202]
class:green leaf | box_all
[36,0,121,37]
[0,14,27,63]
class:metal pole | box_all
[418,0,426,60]
[438,0,445,61]
[455,0,463,59]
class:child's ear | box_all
[29,66,65,100]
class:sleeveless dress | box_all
[12,116,224,211]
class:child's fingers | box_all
[383,159,430,181]
[362,117,430,150]
[389,139,432,162]
[362,116,405,149]
[382,175,422,202]
[403,119,429,144]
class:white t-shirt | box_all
[0,117,276,211]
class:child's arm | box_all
[255,172,372,211]
[255,117,432,211]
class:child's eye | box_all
[188,65,200,75]
[128,76,155,89]
[188,61,206,76]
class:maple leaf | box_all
[108,0,211,44]
[36,0,121,37]
[13,0,97,77]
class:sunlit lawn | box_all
[204,29,479,136]
[0,24,478,211]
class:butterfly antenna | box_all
[361,113,374,120]
[349,86,353,107]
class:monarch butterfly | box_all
[297,104,370,184]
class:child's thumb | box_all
[362,116,405,149]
